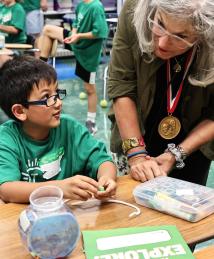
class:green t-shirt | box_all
[21,0,40,12]
[0,114,112,184]
[0,4,3,20]
[0,3,26,43]
[71,0,108,72]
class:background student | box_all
[0,0,26,43]
[38,0,108,135]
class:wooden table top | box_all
[194,245,214,258]
[1,175,214,259]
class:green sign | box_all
[82,225,195,259]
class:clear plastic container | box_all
[18,186,80,258]
[133,176,214,222]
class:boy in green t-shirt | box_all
[0,0,27,43]
[38,0,108,135]
[0,56,117,203]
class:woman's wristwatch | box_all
[165,143,188,169]
[122,137,145,154]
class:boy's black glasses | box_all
[25,89,67,107]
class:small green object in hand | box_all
[98,186,105,192]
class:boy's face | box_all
[22,80,62,139]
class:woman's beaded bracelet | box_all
[127,150,148,159]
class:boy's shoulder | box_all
[0,119,18,130]
[59,113,85,130]
[90,0,104,9]
[60,113,79,124]
[59,113,92,140]
[11,2,26,12]
[2,2,25,13]
[0,120,20,141]
[78,0,103,9]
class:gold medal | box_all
[158,49,195,140]
[158,115,181,139]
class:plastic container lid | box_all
[133,176,214,222]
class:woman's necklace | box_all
[173,57,182,73]
[158,47,196,139]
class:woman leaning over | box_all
[107,0,214,185]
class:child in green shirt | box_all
[38,0,108,135]
[0,0,26,43]
[0,56,117,203]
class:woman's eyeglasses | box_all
[25,89,67,107]
[147,9,196,49]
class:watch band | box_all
[165,143,187,169]
[177,145,187,160]
[127,150,148,159]
[122,137,145,154]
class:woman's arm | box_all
[114,97,165,181]
[108,0,164,181]
[108,1,142,142]
[180,119,214,154]
[113,97,142,139]
[156,119,214,174]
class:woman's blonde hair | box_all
[133,0,214,86]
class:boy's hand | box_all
[40,0,48,11]
[94,176,117,199]
[64,34,80,44]
[60,175,99,201]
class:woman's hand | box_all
[60,175,99,201]
[155,152,176,174]
[128,155,166,182]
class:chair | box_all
[23,35,40,56]
[99,64,109,108]
[99,18,118,107]
[26,34,35,46]
[50,39,58,68]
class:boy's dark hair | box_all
[0,55,57,121]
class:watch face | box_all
[122,137,145,154]
[122,138,140,153]
[130,138,138,147]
